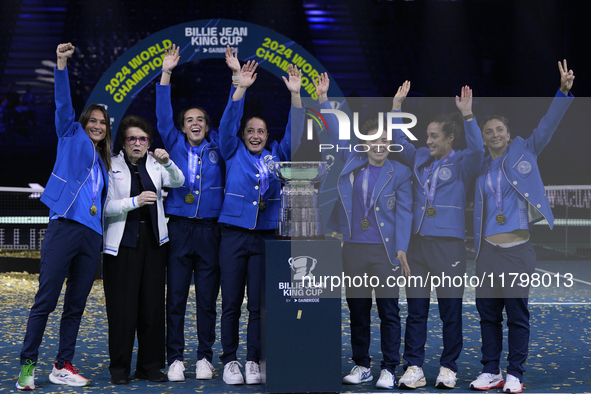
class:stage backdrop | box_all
[85,18,345,135]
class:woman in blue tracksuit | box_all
[469,60,574,394]
[217,47,305,386]
[316,74,413,390]
[16,42,112,391]
[155,44,225,382]
[394,83,484,390]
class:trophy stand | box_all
[261,157,342,393]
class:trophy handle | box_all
[266,158,276,173]
[325,155,335,170]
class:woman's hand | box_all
[282,64,302,95]
[149,148,170,165]
[392,80,411,111]
[558,59,575,95]
[225,45,241,76]
[396,250,411,276]
[455,85,473,118]
[163,44,180,72]
[313,72,330,98]
[136,191,157,206]
[56,43,75,70]
[238,60,258,89]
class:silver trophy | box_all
[268,156,335,238]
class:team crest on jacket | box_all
[209,151,219,164]
[517,160,532,174]
[439,167,452,181]
[387,196,396,210]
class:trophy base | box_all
[276,220,324,239]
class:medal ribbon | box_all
[187,146,200,192]
[362,166,377,220]
[254,155,269,196]
[90,161,100,204]
[422,150,455,206]
[486,153,507,214]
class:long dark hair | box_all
[79,104,112,171]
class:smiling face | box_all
[242,117,268,155]
[366,128,390,166]
[482,118,510,156]
[182,108,209,147]
[426,122,453,160]
[84,109,107,144]
[123,127,150,164]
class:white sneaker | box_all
[503,374,523,393]
[223,361,244,385]
[399,365,426,389]
[342,365,373,384]
[470,372,505,390]
[48,362,89,387]
[245,361,261,384]
[167,360,185,382]
[375,369,395,389]
[196,358,215,380]
[436,366,457,389]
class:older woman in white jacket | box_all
[102,115,184,385]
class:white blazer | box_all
[103,151,185,256]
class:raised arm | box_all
[276,64,305,160]
[156,44,181,149]
[456,85,484,183]
[227,46,258,102]
[526,59,575,155]
[559,59,575,95]
[391,80,417,166]
[313,73,349,163]
[283,64,302,108]
[159,44,180,87]
[54,43,76,137]
[218,87,244,160]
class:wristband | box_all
[232,75,239,87]
[463,114,474,121]
[162,69,172,75]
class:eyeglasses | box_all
[125,136,149,145]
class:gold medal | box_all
[185,193,195,204]
[258,200,266,211]
[496,213,506,224]
[361,218,370,230]
[426,207,436,217]
[90,204,97,216]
